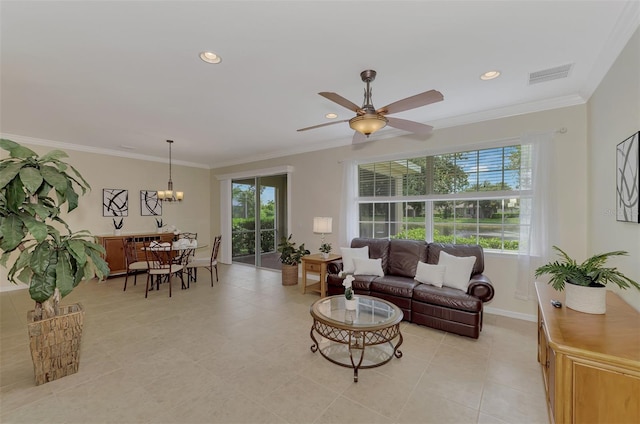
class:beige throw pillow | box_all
[414,261,446,287]
[438,251,476,291]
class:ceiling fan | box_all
[297,70,443,144]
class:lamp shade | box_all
[313,217,332,234]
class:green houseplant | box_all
[535,246,639,314]
[277,234,310,285]
[0,139,109,384]
[319,242,332,258]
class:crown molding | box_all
[0,133,211,169]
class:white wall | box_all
[587,27,640,311]
[212,104,590,320]
[1,142,211,291]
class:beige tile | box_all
[342,369,415,418]
[396,391,478,423]
[480,380,548,424]
[260,375,340,423]
[315,395,393,424]
[0,267,546,424]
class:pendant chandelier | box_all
[157,140,183,202]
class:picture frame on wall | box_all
[140,190,162,216]
[103,189,129,217]
[616,131,639,223]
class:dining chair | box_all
[187,235,221,286]
[143,242,185,298]
[178,232,198,241]
[122,238,148,291]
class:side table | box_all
[301,253,341,297]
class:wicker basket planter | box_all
[281,264,299,286]
[565,283,606,314]
[27,303,85,385]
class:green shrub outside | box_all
[392,227,519,250]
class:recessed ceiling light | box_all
[480,70,501,80]
[325,113,338,119]
[199,51,222,64]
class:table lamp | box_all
[313,217,332,247]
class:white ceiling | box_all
[1,1,638,169]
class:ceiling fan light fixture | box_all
[199,51,221,64]
[349,114,388,136]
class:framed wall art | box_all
[140,190,162,216]
[102,189,129,217]
[616,131,639,223]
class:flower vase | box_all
[114,229,121,236]
[156,228,163,234]
[345,298,357,310]
[321,252,329,259]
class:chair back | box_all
[123,238,141,266]
[211,235,222,263]
[143,241,174,272]
[178,232,198,241]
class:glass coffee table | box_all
[309,295,403,382]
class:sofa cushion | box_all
[351,238,390,271]
[352,275,377,292]
[353,258,385,277]
[427,243,484,275]
[412,283,482,312]
[414,262,445,287]
[387,239,427,277]
[340,246,369,274]
[370,275,420,298]
[438,251,476,291]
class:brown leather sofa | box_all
[326,238,494,338]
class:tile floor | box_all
[0,264,549,424]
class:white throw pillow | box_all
[414,261,446,287]
[341,246,369,274]
[353,258,385,277]
[438,251,476,291]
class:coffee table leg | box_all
[310,325,319,353]
[349,331,365,383]
[394,331,404,358]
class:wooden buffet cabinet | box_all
[536,282,640,424]
[96,232,174,276]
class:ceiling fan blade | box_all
[352,131,368,144]
[377,89,443,115]
[386,117,433,135]
[319,92,361,113]
[297,119,349,132]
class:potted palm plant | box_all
[277,234,310,286]
[535,246,639,314]
[0,139,109,384]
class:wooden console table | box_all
[536,281,640,424]
[96,232,174,276]
[301,253,341,297]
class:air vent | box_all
[529,64,573,84]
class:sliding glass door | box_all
[231,175,287,270]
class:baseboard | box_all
[484,306,537,322]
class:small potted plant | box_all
[277,234,310,286]
[319,242,332,259]
[155,218,163,233]
[113,218,124,235]
[343,274,357,310]
[535,246,640,314]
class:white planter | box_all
[345,298,357,310]
[565,283,606,314]
[156,228,163,234]
[114,229,121,236]
[321,252,329,259]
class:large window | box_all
[357,144,526,251]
